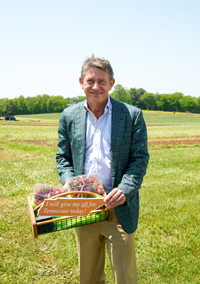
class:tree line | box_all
[0,95,85,116]
[110,85,200,113]
[0,85,200,116]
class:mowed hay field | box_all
[0,111,200,284]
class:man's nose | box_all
[93,81,100,90]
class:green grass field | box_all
[13,110,200,126]
[0,112,200,283]
[143,111,200,125]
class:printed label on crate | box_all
[38,197,105,216]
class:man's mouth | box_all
[91,92,102,95]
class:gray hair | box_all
[81,54,114,81]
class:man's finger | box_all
[104,188,126,208]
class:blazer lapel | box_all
[110,98,125,187]
[74,101,87,175]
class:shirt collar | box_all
[84,96,112,114]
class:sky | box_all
[0,0,200,100]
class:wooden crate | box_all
[28,191,113,238]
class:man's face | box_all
[79,68,115,107]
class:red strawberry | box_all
[44,193,48,199]
[84,185,91,191]
[36,188,42,194]
[84,178,90,184]
[96,187,103,193]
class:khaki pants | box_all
[75,210,138,284]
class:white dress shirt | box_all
[84,96,112,193]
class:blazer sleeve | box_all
[56,110,75,185]
[117,109,149,206]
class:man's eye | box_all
[88,80,93,83]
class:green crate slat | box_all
[37,211,109,235]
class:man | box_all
[56,55,149,284]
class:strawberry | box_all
[83,178,90,184]
[69,178,84,190]
[44,193,48,199]
[84,185,91,191]
[36,188,42,194]
[53,188,58,192]
[96,187,103,194]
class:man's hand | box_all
[104,188,126,209]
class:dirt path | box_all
[2,137,200,148]
[148,139,200,146]
[4,138,57,148]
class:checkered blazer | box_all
[56,97,149,234]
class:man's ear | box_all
[109,79,115,91]
[79,77,84,89]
